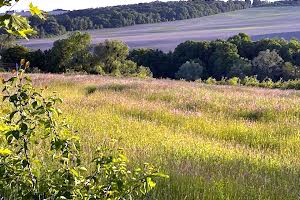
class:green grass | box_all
[2,74,300,199]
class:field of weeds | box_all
[1,73,300,199]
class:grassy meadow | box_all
[2,73,300,199]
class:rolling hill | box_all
[20,6,300,51]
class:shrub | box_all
[218,77,227,85]
[88,65,106,75]
[227,77,240,86]
[205,77,217,85]
[0,60,167,199]
[137,66,152,78]
[282,79,300,90]
[273,78,283,89]
[85,85,97,95]
[243,76,260,87]
[175,61,204,81]
[259,78,274,88]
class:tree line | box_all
[28,0,251,38]
[130,33,300,81]
[0,32,151,78]
[1,32,300,82]
[252,0,300,7]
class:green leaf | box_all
[70,169,79,177]
[29,2,45,20]
[152,172,169,178]
[0,148,12,156]
[6,130,20,140]
[79,167,87,172]
[146,177,156,188]
[0,14,35,39]
[9,110,18,120]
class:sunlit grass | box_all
[1,73,300,199]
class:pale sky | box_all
[1,0,171,12]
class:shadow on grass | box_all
[85,83,140,95]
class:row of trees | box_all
[129,33,300,81]
[29,0,251,37]
[253,0,300,7]
[2,33,300,82]
[0,32,151,77]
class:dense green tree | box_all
[227,33,254,58]
[175,61,204,81]
[281,62,299,80]
[207,40,240,79]
[93,40,129,73]
[173,40,210,67]
[43,16,66,36]
[1,45,29,64]
[27,49,46,71]
[252,49,284,80]
[129,48,173,78]
[46,32,92,72]
[227,57,252,78]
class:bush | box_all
[243,76,260,87]
[205,77,217,85]
[88,65,106,75]
[282,79,300,90]
[175,61,204,81]
[273,79,283,89]
[137,66,152,78]
[218,77,227,85]
[0,61,168,199]
[227,77,240,86]
[259,78,274,88]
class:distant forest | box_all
[28,0,251,38]
[253,0,300,7]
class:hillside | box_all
[5,73,299,199]
[20,6,300,51]
[27,0,249,38]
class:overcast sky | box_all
[0,0,172,12]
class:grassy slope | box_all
[3,74,299,199]
[20,6,300,51]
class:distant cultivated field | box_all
[20,6,300,51]
[5,73,300,199]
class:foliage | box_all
[128,33,300,81]
[205,77,217,85]
[1,45,29,64]
[199,75,300,90]
[252,49,284,80]
[227,77,240,86]
[0,0,43,39]
[3,33,300,81]
[129,48,173,78]
[242,76,260,87]
[45,32,92,72]
[94,40,129,73]
[93,40,151,77]
[175,61,204,81]
[0,63,167,199]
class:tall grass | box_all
[1,73,300,199]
